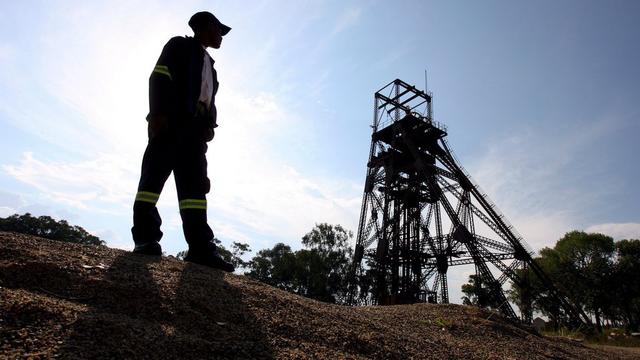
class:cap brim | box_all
[220,23,231,36]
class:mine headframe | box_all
[347,79,590,327]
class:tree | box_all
[612,239,640,331]
[0,213,104,246]
[300,223,354,304]
[553,231,615,331]
[508,231,616,331]
[230,241,251,269]
[461,274,491,309]
[246,243,298,290]
[247,223,354,304]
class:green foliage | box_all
[347,256,376,305]
[611,239,640,332]
[554,231,615,330]
[461,274,491,308]
[230,241,252,269]
[247,223,354,304]
[0,213,104,246]
[245,243,296,289]
[509,231,640,332]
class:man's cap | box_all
[188,11,231,35]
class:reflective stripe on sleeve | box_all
[152,65,172,80]
[179,199,207,210]
[135,191,160,204]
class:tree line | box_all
[181,223,354,305]
[0,213,104,246]
[462,231,640,332]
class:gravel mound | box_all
[0,231,631,359]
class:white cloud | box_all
[37,2,194,153]
[463,116,620,252]
[0,43,14,63]
[331,7,362,36]
[0,196,79,223]
[509,211,576,251]
[203,87,362,244]
[585,223,640,240]
[0,190,24,212]
[92,228,131,250]
[0,206,16,218]
[3,152,138,212]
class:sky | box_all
[1,1,639,304]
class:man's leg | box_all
[174,138,213,246]
[174,136,234,271]
[131,135,174,255]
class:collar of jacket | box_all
[187,36,215,64]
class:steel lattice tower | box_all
[348,79,589,325]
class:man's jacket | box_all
[148,36,218,130]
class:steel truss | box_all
[347,79,590,325]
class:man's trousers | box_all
[131,130,213,248]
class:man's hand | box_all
[204,127,215,142]
[147,114,168,139]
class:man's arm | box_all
[147,37,182,138]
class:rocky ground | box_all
[1,231,636,359]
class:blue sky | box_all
[1,1,639,302]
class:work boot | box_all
[184,240,235,272]
[132,241,162,256]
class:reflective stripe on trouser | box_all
[179,198,207,210]
[135,191,160,204]
[132,130,213,246]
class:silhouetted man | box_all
[131,11,234,272]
